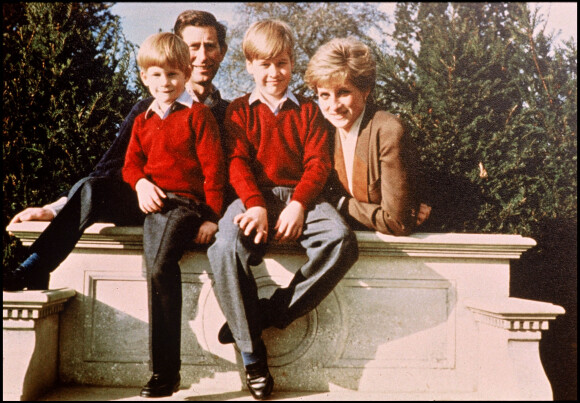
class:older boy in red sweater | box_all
[123,32,224,398]
[207,20,358,400]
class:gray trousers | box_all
[143,193,205,374]
[207,187,359,353]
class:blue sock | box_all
[241,339,267,367]
[19,252,40,270]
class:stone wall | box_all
[4,222,565,400]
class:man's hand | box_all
[274,200,305,243]
[10,207,55,224]
[194,221,218,244]
[416,203,431,226]
[135,178,166,214]
[234,206,268,244]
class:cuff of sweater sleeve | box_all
[244,194,266,209]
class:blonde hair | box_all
[137,32,191,74]
[242,19,294,62]
[305,37,376,93]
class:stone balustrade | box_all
[3,287,76,401]
[4,221,565,400]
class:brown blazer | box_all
[327,104,420,235]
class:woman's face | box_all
[316,80,370,132]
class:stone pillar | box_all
[466,297,565,401]
[3,288,76,401]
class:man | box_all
[5,10,229,292]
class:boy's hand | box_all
[274,200,305,243]
[234,206,268,244]
[135,178,166,214]
[194,221,218,244]
[416,203,432,226]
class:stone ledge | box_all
[4,288,77,322]
[465,297,565,332]
[3,288,76,401]
[7,221,537,259]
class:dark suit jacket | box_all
[325,103,420,236]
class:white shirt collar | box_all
[249,88,299,115]
[146,90,194,120]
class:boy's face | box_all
[180,25,225,86]
[140,65,190,108]
[246,52,293,100]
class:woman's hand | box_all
[194,221,218,244]
[274,200,305,243]
[416,203,432,226]
[135,178,166,214]
[234,206,268,244]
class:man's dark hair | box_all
[173,10,228,51]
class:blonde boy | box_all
[123,32,225,398]
[207,20,358,400]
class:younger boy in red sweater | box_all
[123,32,224,398]
[207,20,358,400]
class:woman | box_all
[305,37,430,235]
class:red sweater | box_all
[225,93,331,209]
[123,103,225,217]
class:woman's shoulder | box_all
[367,107,405,135]
[368,107,402,124]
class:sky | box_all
[111,2,577,48]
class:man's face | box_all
[180,25,225,86]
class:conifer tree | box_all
[3,2,139,267]
[381,3,576,237]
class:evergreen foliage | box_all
[377,3,576,240]
[3,2,139,267]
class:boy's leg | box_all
[208,198,275,399]
[207,199,269,354]
[5,176,143,290]
[143,196,202,376]
[265,199,359,329]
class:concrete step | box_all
[38,385,434,401]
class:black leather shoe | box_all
[3,269,26,291]
[3,266,49,291]
[140,372,180,398]
[245,361,274,400]
[218,322,235,344]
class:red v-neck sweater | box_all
[123,103,225,217]
[225,93,331,209]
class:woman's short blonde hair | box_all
[137,32,191,74]
[242,19,295,62]
[305,37,376,93]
